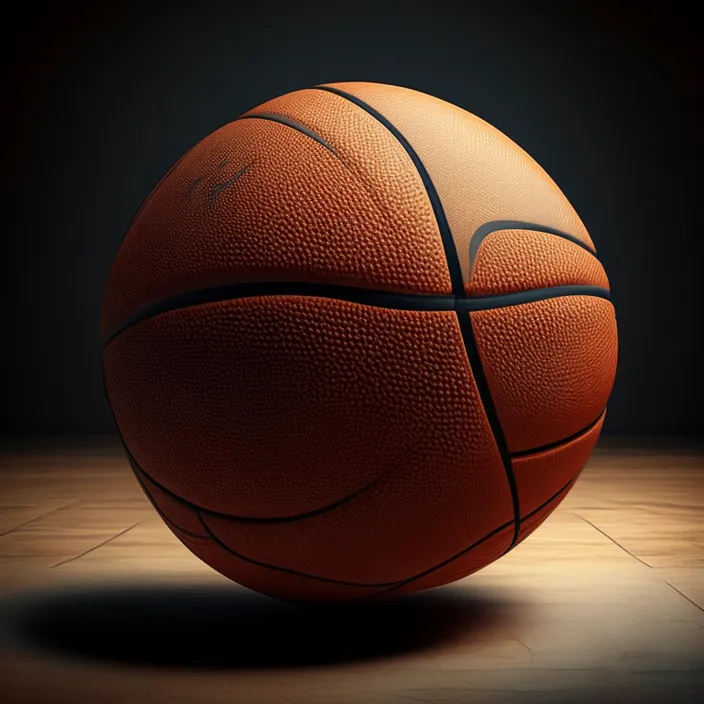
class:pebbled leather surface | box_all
[100,88,453,339]
[471,296,617,453]
[104,296,515,587]
[102,82,619,599]
[133,462,209,539]
[326,81,594,284]
[512,413,605,515]
[174,528,386,602]
[468,228,609,296]
[386,525,514,597]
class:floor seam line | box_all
[573,514,653,568]
[50,522,141,568]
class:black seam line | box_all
[127,453,380,525]
[237,113,337,154]
[195,509,402,588]
[160,512,210,540]
[468,220,598,280]
[510,408,607,459]
[372,478,575,598]
[151,498,210,540]
[102,283,611,346]
[129,436,571,591]
[130,448,488,590]
[130,465,210,539]
[313,84,465,296]
[456,309,521,546]
[128,450,572,590]
[103,364,385,542]
[457,285,610,310]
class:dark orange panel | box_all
[132,463,209,538]
[382,525,513,596]
[100,88,452,339]
[471,296,617,452]
[104,297,513,585]
[174,529,384,602]
[515,487,573,545]
[198,463,512,585]
[512,412,605,515]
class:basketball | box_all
[100,82,618,601]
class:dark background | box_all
[2,0,701,438]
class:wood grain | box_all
[0,437,702,703]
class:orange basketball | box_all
[101,82,618,601]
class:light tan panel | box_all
[325,81,594,284]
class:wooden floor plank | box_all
[0,438,701,704]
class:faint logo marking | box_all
[187,160,252,209]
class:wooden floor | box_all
[0,437,702,704]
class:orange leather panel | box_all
[468,228,608,296]
[175,529,384,602]
[100,88,453,339]
[386,525,514,595]
[471,296,617,452]
[103,296,514,588]
[512,413,604,515]
[326,81,594,283]
[516,488,572,545]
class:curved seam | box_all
[469,220,598,280]
[498,479,576,559]
[132,449,533,590]
[312,82,522,548]
[370,521,514,598]
[243,102,411,253]
[196,477,573,592]
[455,308,521,545]
[237,113,337,154]
[148,499,211,540]
[510,408,607,458]
[103,361,394,589]
[374,478,574,597]
[128,454,381,524]
[195,510,402,588]
[103,283,611,347]
[456,285,611,311]
[103,284,453,344]
[237,108,401,230]
[108,342,575,592]
[313,84,465,296]
[131,465,209,538]
[310,84,526,550]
